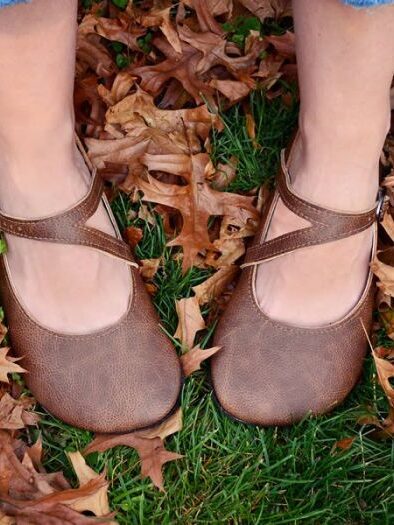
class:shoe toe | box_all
[25,319,182,433]
[212,310,367,427]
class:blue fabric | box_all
[0,0,30,6]
[343,0,393,5]
[0,0,392,7]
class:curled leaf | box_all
[174,297,205,350]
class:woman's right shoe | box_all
[211,141,381,426]
[0,143,182,433]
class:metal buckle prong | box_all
[376,187,389,221]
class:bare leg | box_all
[256,0,394,326]
[0,0,130,333]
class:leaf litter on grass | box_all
[1,0,394,521]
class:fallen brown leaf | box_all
[209,158,238,191]
[237,0,291,21]
[370,248,394,296]
[84,432,182,492]
[125,226,143,249]
[135,152,257,271]
[180,346,221,376]
[174,297,205,350]
[358,408,394,440]
[67,452,110,517]
[0,349,26,385]
[192,265,239,304]
[372,348,394,408]
[0,393,38,431]
[332,437,355,452]
[137,409,183,441]
[379,308,394,339]
[139,258,161,280]
[206,238,245,268]
[98,71,136,107]
[141,7,182,54]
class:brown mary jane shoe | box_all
[0,140,182,433]
[211,142,382,426]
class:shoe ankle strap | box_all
[0,148,138,268]
[242,143,384,269]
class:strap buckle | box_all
[376,187,389,221]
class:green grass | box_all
[25,89,394,524]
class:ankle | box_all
[289,118,384,211]
[0,123,89,218]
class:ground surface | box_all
[25,92,394,524]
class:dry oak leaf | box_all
[265,31,295,59]
[140,7,182,54]
[82,13,145,52]
[205,237,245,268]
[220,211,259,240]
[97,71,136,107]
[139,258,161,280]
[244,103,260,149]
[74,74,106,130]
[25,435,43,473]
[182,0,233,17]
[0,348,26,385]
[358,408,394,440]
[86,133,151,170]
[192,265,239,304]
[178,25,264,86]
[18,472,113,519]
[84,435,182,492]
[371,248,394,296]
[174,296,205,350]
[67,452,110,517]
[0,428,114,522]
[133,36,215,104]
[0,393,39,431]
[209,158,238,191]
[77,16,115,78]
[135,152,257,271]
[332,437,355,453]
[381,209,394,242]
[0,433,69,503]
[105,87,221,152]
[0,501,114,524]
[180,345,221,376]
[0,323,7,345]
[125,226,143,249]
[372,347,394,408]
[379,308,394,340]
[184,0,225,35]
[137,409,183,441]
[237,0,291,22]
[83,410,182,492]
[209,79,251,103]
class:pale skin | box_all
[0,0,131,333]
[0,0,393,333]
[256,0,394,326]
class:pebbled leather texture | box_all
[0,139,182,433]
[211,142,377,426]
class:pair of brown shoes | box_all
[0,139,381,432]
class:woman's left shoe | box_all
[211,144,382,426]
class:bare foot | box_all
[0,133,131,334]
[255,138,376,328]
